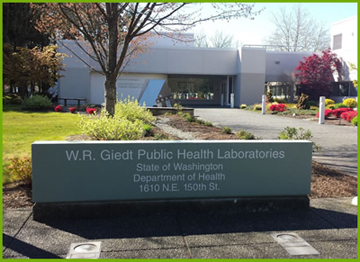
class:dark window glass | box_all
[168,76,219,100]
[350,82,357,96]
[338,82,349,96]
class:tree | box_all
[349,63,357,89]
[266,4,329,52]
[3,3,50,50]
[3,44,66,97]
[32,3,262,116]
[195,30,239,48]
[294,48,343,101]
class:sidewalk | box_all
[2,197,357,259]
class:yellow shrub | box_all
[253,104,262,111]
[325,99,335,106]
[343,98,357,108]
[7,155,32,185]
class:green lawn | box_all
[3,105,82,182]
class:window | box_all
[333,34,342,50]
[331,82,357,96]
[168,76,220,100]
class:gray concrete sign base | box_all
[32,196,310,222]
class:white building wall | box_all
[57,41,91,99]
[331,16,357,81]
[121,47,238,75]
[265,51,313,82]
[239,47,266,105]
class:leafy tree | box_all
[294,48,343,101]
[3,44,66,97]
[3,3,50,50]
[266,4,329,52]
[349,63,357,88]
[31,3,262,116]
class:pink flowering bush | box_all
[316,108,354,119]
[69,107,77,113]
[86,107,97,114]
[331,107,353,118]
[340,111,357,122]
[269,103,287,112]
[315,109,332,118]
[54,105,63,112]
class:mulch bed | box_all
[3,114,357,209]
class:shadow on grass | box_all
[2,104,54,113]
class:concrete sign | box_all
[32,140,312,203]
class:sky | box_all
[189,2,358,47]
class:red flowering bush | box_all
[269,103,287,112]
[69,107,77,113]
[54,105,63,112]
[316,109,332,118]
[331,107,353,118]
[340,111,357,122]
[86,107,97,114]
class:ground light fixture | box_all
[271,232,320,256]
[66,241,102,259]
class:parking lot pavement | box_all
[195,108,358,176]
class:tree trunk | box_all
[104,3,119,117]
[104,75,117,116]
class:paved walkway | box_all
[195,108,358,176]
[2,197,357,259]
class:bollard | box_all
[221,94,224,107]
[230,93,234,108]
[319,96,325,124]
[262,95,266,115]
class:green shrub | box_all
[273,98,287,103]
[3,93,22,104]
[325,99,335,106]
[343,98,357,108]
[221,126,232,134]
[351,116,358,126]
[202,121,213,127]
[334,103,348,109]
[7,155,32,185]
[307,101,318,107]
[115,97,156,123]
[79,111,145,140]
[236,129,257,140]
[183,113,196,122]
[253,104,262,111]
[79,98,156,140]
[326,105,335,110]
[22,95,53,110]
[173,103,184,112]
[154,133,169,140]
[195,118,213,126]
[143,124,153,137]
[277,126,321,152]
[240,104,247,109]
